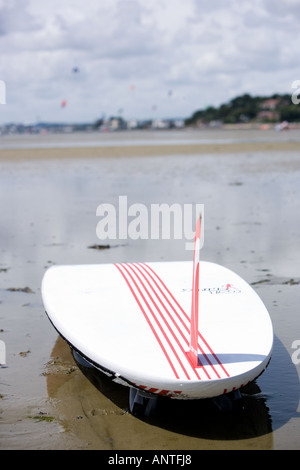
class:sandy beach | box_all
[1,128,300,450]
[1,131,300,161]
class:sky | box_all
[0,0,300,125]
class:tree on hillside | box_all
[185,92,300,125]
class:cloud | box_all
[0,0,42,36]
[0,0,299,124]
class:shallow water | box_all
[0,130,300,449]
[2,127,300,150]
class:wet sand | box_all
[1,136,300,162]
[1,129,300,450]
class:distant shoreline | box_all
[1,140,300,161]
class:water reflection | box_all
[45,331,299,446]
[75,354,272,440]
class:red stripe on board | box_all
[138,264,190,335]
[135,385,183,397]
[138,263,214,377]
[138,263,210,378]
[115,262,230,380]
[197,332,230,378]
[131,263,202,381]
[140,263,220,379]
[125,263,192,380]
[115,264,180,379]
[141,263,220,377]
[141,263,230,379]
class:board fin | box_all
[187,214,201,368]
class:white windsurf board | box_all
[41,259,273,400]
